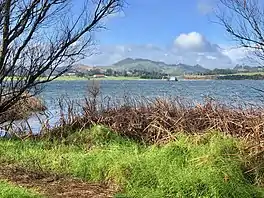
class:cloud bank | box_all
[83,32,249,69]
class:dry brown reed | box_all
[2,81,264,185]
[45,93,264,151]
[0,92,46,124]
[46,94,264,185]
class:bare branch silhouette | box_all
[215,0,264,63]
[0,0,124,123]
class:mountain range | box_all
[55,58,264,76]
[73,58,210,75]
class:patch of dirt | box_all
[0,164,118,198]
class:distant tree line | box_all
[217,74,264,80]
[199,67,264,75]
[202,69,236,75]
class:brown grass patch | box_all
[0,93,46,123]
[0,164,116,198]
[49,98,264,146]
[44,96,263,186]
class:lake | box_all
[41,79,264,107]
[3,79,264,134]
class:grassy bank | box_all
[97,76,142,80]
[54,76,144,81]
[183,75,216,80]
[1,125,264,197]
[53,76,89,81]
[4,75,146,81]
[0,180,41,198]
[2,92,264,197]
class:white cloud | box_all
[174,32,204,50]
[222,46,249,62]
[222,46,264,66]
[82,32,249,69]
[174,32,220,52]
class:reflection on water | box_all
[2,79,264,134]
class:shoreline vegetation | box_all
[1,127,263,197]
[1,89,264,197]
[4,76,146,81]
[55,72,264,81]
[184,72,264,80]
[55,76,144,81]
[5,71,264,81]
[0,92,46,123]
[2,0,264,196]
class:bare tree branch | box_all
[215,0,264,63]
[0,0,124,124]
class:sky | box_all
[81,0,250,69]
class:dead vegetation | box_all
[0,164,116,198]
[0,92,46,123]
[46,96,264,147]
[3,81,264,186]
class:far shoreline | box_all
[53,76,162,81]
[54,75,264,81]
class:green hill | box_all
[105,58,210,75]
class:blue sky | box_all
[82,0,249,68]
[98,0,224,45]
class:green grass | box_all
[47,76,146,81]
[0,180,41,198]
[91,76,144,80]
[4,75,145,81]
[54,76,89,81]
[0,125,263,198]
[3,76,89,81]
[53,75,149,81]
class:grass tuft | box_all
[0,180,41,198]
[0,126,263,197]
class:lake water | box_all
[2,79,264,134]
[41,79,264,107]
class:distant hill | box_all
[70,64,94,72]
[175,63,209,74]
[108,58,210,75]
[59,58,210,76]
[50,60,264,77]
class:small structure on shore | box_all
[93,74,106,78]
[167,76,178,81]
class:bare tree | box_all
[0,0,123,123]
[215,0,264,62]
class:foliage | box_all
[47,97,264,149]
[0,180,41,198]
[217,74,264,80]
[203,68,236,75]
[0,126,263,197]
